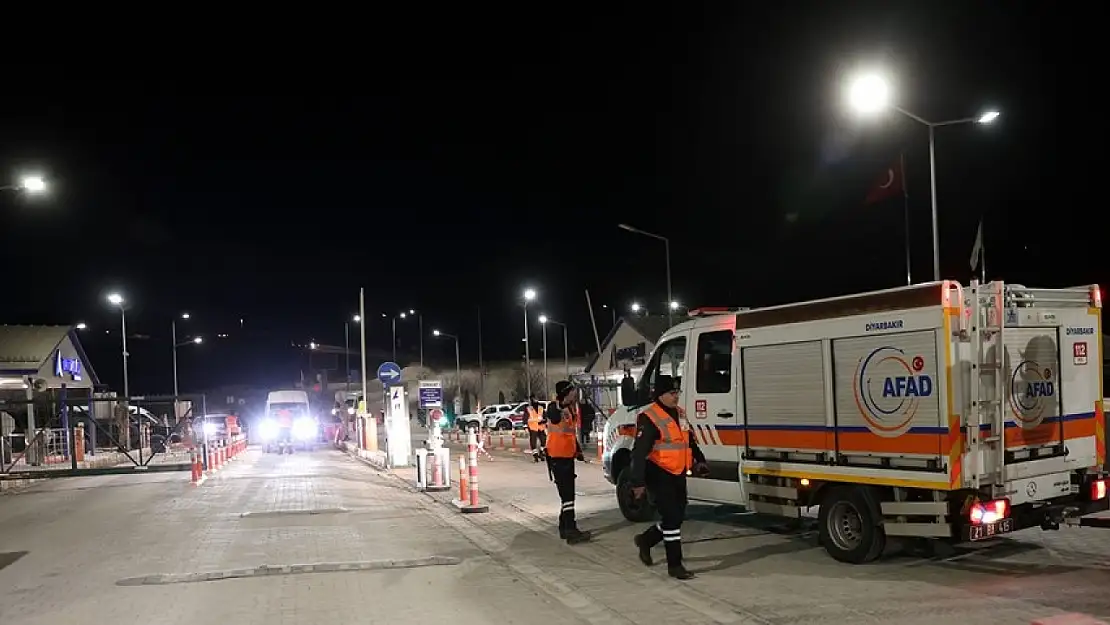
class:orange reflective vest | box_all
[643,403,693,476]
[546,404,579,459]
[526,405,545,432]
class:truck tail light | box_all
[1091,479,1107,501]
[969,499,1009,525]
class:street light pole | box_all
[928,124,940,281]
[391,316,397,362]
[172,320,179,397]
[618,224,673,327]
[358,292,368,408]
[344,321,351,394]
[107,294,130,399]
[846,72,999,282]
[522,289,536,397]
[541,316,569,385]
[433,330,461,406]
[539,317,549,397]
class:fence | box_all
[0,391,214,477]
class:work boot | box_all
[634,533,654,566]
[664,541,693,579]
[565,527,592,544]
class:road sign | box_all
[377,362,402,386]
[419,380,443,408]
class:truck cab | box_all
[603,308,742,517]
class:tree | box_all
[510,365,548,402]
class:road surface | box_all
[1,434,1109,625]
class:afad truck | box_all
[601,280,1107,563]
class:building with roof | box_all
[583,314,670,381]
[0,325,99,393]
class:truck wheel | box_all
[818,486,886,564]
[616,466,655,523]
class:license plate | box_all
[969,517,1014,541]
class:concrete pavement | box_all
[4,423,1110,625]
[432,429,1110,624]
[0,446,587,625]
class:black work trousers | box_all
[529,430,547,456]
[637,464,688,569]
[549,457,578,531]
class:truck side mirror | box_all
[620,377,637,407]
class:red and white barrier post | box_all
[457,456,467,503]
[454,427,488,513]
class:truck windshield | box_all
[270,403,307,418]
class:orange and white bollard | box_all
[597,431,603,461]
[190,449,199,484]
[458,456,468,502]
[454,428,488,513]
[510,432,517,451]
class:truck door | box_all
[687,327,743,503]
[1003,327,1065,456]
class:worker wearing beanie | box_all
[544,380,592,544]
[629,374,708,579]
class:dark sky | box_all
[0,3,1097,395]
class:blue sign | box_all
[377,361,402,386]
[418,381,443,408]
[54,351,82,381]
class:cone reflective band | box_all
[458,456,467,502]
[468,428,480,507]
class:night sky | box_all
[0,3,1095,395]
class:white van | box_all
[262,390,316,453]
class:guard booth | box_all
[0,324,213,478]
[0,325,99,467]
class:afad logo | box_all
[852,346,933,438]
[1009,360,1055,429]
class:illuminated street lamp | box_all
[522,288,537,396]
[539,315,569,389]
[847,71,1000,281]
[106,293,129,399]
[172,312,202,397]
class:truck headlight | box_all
[203,422,218,437]
[293,418,316,440]
[260,420,278,440]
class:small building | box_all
[584,314,669,381]
[0,325,100,451]
[579,315,670,411]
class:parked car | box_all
[493,401,552,430]
[456,404,517,430]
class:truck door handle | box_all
[716,412,733,419]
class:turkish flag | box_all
[864,158,904,204]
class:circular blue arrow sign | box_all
[377,361,402,386]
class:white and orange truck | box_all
[601,280,1107,563]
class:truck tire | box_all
[818,486,886,564]
[616,466,655,523]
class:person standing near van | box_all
[526,395,547,463]
[545,381,592,544]
[629,374,708,579]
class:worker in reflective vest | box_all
[629,374,708,580]
[526,395,547,463]
[544,381,592,544]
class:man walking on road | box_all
[629,375,708,580]
[526,395,547,463]
[544,380,592,544]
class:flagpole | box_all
[901,151,911,285]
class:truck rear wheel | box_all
[616,466,655,522]
[818,486,885,564]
